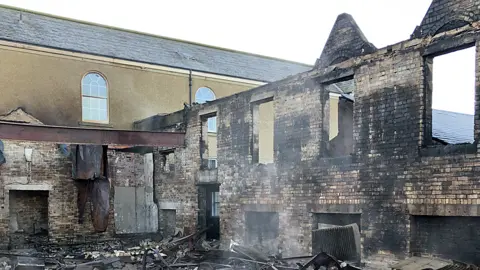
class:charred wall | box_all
[145,0,480,264]
[0,140,147,247]
[411,215,480,264]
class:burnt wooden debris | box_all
[0,228,364,269]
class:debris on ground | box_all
[3,228,478,270]
[391,256,480,270]
[0,227,362,269]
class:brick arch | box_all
[328,49,355,66]
[430,13,474,36]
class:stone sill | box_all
[78,121,113,128]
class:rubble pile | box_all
[0,229,361,269]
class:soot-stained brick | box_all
[0,141,146,247]
[144,2,480,264]
[412,0,480,38]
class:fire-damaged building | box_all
[135,0,480,265]
[0,0,480,268]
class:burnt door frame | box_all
[198,183,220,240]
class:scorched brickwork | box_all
[0,140,146,247]
[138,0,480,265]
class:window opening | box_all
[196,87,217,133]
[324,78,355,157]
[200,112,218,170]
[252,98,274,164]
[208,158,217,169]
[428,46,476,145]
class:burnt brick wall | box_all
[413,0,480,37]
[0,140,145,247]
[153,116,202,235]
[411,216,480,264]
[9,190,48,234]
[149,3,480,263]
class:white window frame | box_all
[208,158,217,169]
[81,72,109,124]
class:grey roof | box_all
[432,109,474,144]
[0,6,312,82]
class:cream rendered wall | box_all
[0,45,260,129]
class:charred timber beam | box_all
[0,121,185,147]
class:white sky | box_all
[0,0,475,114]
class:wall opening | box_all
[425,46,476,145]
[9,190,49,248]
[160,209,176,237]
[197,184,220,240]
[312,213,361,264]
[160,151,175,173]
[245,211,279,253]
[313,213,361,231]
[411,215,480,264]
[252,97,274,164]
[200,112,218,169]
[324,78,355,157]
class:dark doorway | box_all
[198,184,220,240]
[9,190,49,248]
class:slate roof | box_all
[0,6,312,82]
[432,109,474,144]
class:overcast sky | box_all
[0,0,475,114]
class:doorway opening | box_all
[198,184,220,240]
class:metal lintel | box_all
[0,121,185,147]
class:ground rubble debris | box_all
[0,228,363,269]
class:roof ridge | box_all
[0,4,312,67]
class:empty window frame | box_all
[252,98,274,164]
[82,72,108,123]
[425,46,476,145]
[160,152,175,173]
[200,112,218,170]
[324,79,355,157]
[196,87,217,133]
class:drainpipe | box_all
[189,70,193,105]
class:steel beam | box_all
[0,121,185,147]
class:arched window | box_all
[195,87,215,104]
[82,72,108,123]
[195,87,216,132]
